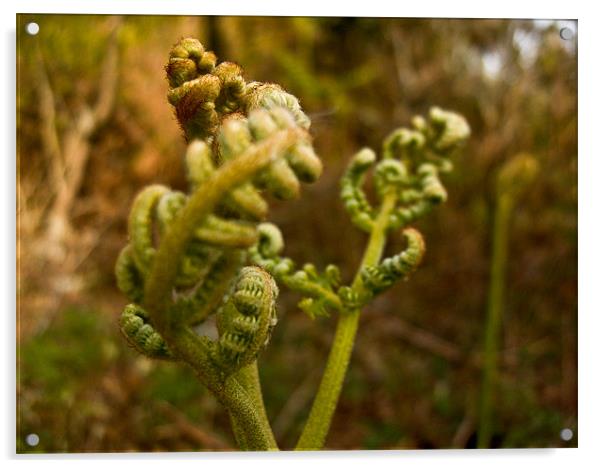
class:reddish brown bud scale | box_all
[197,51,217,73]
[166,57,198,88]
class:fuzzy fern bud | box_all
[245,82,311,130]
[117,37,325,383]
[166,38,314,148]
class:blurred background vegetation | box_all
[16,15,577,452]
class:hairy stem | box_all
[220,377,278,450]
[172,327,277,451]
[229,413,249,450]
[296,191,397,450]
[477,193,513,448]
[231,363,277,449]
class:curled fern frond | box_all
[427,106,471,155]
[214,266,279,375]
[128,184,170,276]
[341,148,377,232]
[360,228,426,295]
[336,109,467,307]
[115,245,145,304]
[117,112,320,349]
[340,108,469,234]
[350,107,468,232]
[117,38,326,413]
[120,304,175,360]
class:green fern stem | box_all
[296,190,398,450]
[164,327,277,450]
[230,363,276,449]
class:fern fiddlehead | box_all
[296,107,469,450]
[250,107,468,327]
[119,303,175,360]
[216,266,279,374]
[360,227,425,295]
[116,37,323,451]
[116,36,470,452]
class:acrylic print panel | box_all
[16,14,577,452]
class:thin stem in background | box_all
[477,193,513,448]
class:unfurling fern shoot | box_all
[115,37,470,451]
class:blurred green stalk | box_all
[477,154,538,448]
[477,192,512,448]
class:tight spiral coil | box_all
[360,228,426,294]
[215,266,279,374]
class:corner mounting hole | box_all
[559,27,574,41]
[25,22,39,36]
[25,433,39,447]
[560,428,573,441]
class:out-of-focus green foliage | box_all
[17,15,576,451]
[20,309,115,396]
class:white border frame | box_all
[4,1,599,467]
